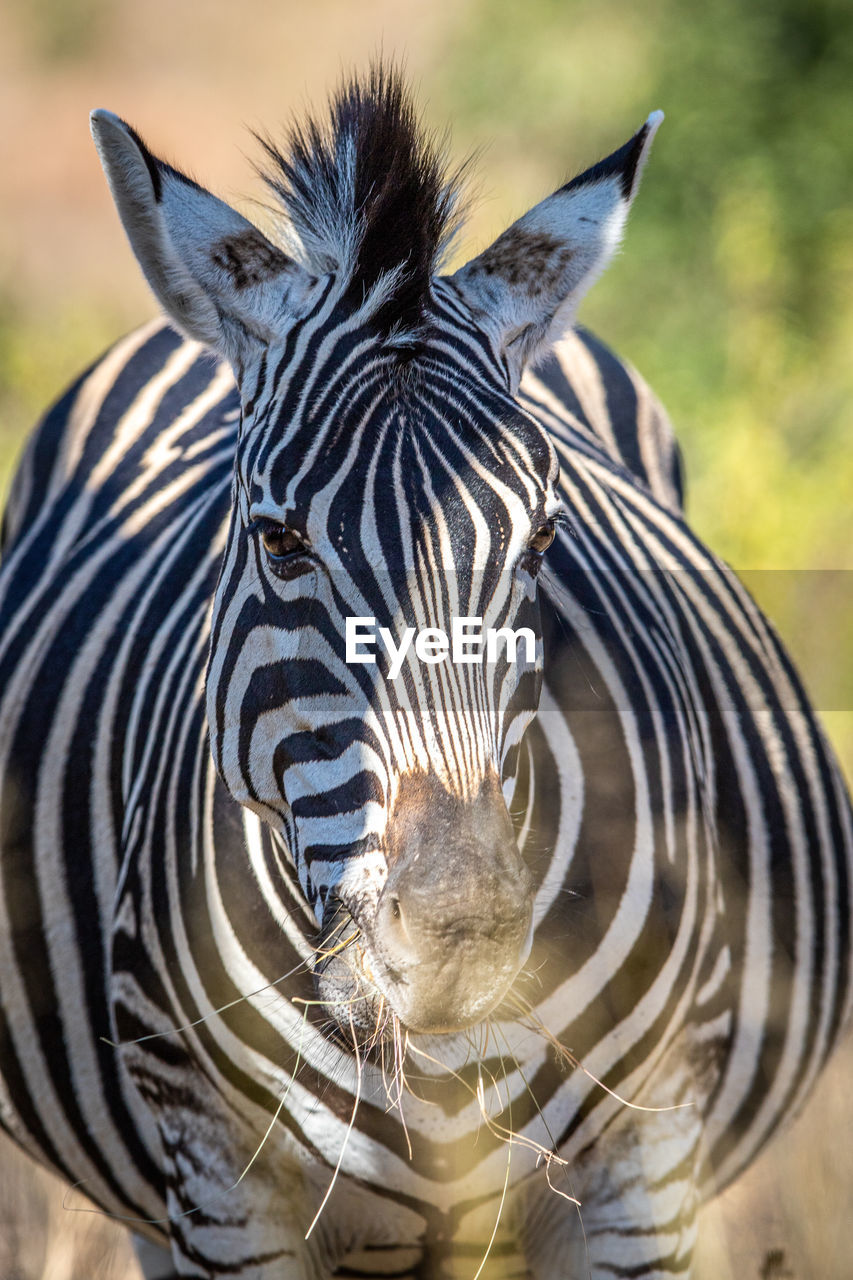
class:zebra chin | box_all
[313,914,534,1039]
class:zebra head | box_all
[91,69,660,1036]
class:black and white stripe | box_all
[0,67,850,1280]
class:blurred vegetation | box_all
[435,0,853,768]
[8,0,111,63]
[0,301,125,479]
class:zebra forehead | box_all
[249,372,556,528]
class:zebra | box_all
[0,64,850,1280]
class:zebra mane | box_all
[258,64,467,340]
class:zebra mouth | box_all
[312,895,532,1041]
[312,926,392,1041]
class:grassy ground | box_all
[1,1,851,1275]
[0,1130,139,1279]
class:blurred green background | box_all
[0,0,851,1275]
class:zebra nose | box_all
[370,770,535,1031]
[372,848,534,1032]
[377,869,532,960]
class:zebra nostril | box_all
[385,894,413,947]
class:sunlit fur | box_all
[0,69,851,1280]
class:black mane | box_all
[259,64,467,338]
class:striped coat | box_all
[0,68,850,1279]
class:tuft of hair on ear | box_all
[256,61,471,344]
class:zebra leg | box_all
[523,1121,701,1278]
[122,1048,332,1278]
[152,1100,331,1279]
[523,1039,711,1278]
[564,1122,700,1277]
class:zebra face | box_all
[206,312,561,1033]
[91,70,661,1034]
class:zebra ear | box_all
[90,110,312,365]
[450,113,663,389]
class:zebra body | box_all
[0,70,850,1279]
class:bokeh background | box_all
[0,0,851,1275]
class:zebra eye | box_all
[528,521,556,555]
[261,525,302,557]
[255,522,313,579]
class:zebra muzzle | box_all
[313,774,535,1036]
[370,841,534,1033]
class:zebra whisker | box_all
[507,993,694,1116]
[385,1019,414,1159]
[471,1074,513,1280]
[304,1009,364,1241]
[101,923,357,1050]
[291,994,371,1009]
[405,1037,576,1186]
[491,1018,590,1270]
